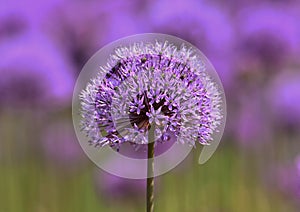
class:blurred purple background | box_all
[1,0,300,211]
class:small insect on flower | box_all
[80,39,223,151]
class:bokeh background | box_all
[1,0,300,211]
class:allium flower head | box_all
[237,5,299,68]
[80,40,223,151]
[0,33,74,109]
[266,70,300,129]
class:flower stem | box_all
[147,124,155,212]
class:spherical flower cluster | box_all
[0,33,74,109]
[80,41,223,150]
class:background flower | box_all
[93,166,146,202]
[266,70,300,131]
[235,4,299,71]
[41,121,86,170]
[0,33,75,109]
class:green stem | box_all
[147,125,155,212]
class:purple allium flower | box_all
[266,70,300,129]
[0,33,75,109]
[0,0,65,40]
[80,41,223,150]
[236,5,299,70]
[42,121,86,169]
[234,95,271,147]
[54,1,148,63]
[0,9,28,40]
